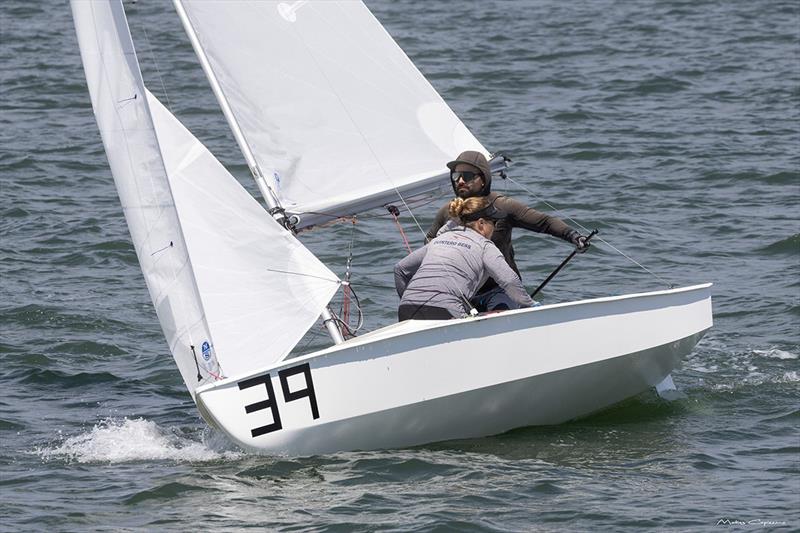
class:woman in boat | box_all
[394,197,534,320]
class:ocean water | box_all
[1,0,798,530]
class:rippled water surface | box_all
[1,0,798,530]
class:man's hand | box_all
[569,232,591,253]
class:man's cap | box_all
[461,199,506,223]
[447,150,492,196]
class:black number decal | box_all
[238,362,319,438]
[238,373,282,437]
[279,363,319,419]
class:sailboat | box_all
[72,0,712,456]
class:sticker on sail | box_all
[201,341,213,362]
[273,171,281,194]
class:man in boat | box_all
[396,197,534,320]
[425,150,589,312]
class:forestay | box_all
[72,0,341,395]
[176,0,488,227]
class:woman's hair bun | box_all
[448,197,466,218]
[447,197,490,223]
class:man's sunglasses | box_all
[450,170,484,183]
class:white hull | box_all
[196,283,712,455]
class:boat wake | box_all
[752,348,798,360]
[685,341,798,391]
[37,418,243,464]
[716,370,800,390]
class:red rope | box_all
[391,212,413,254]
[342,282,351,330]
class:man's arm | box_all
[497,196,573,240]
[498,195,588,249]
[424,204,450,243]
[394,246,428,298]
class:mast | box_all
[173,0,280,218]
[173,0,344,345]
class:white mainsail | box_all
[72,0,341,394]
[175,0,488,228]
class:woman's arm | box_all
[394,246,428,297]
[482,244,534,307]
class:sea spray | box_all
[37,418,242,463]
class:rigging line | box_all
[189,345,202,381]
[349,280,395,290]
[141,27,173,113]
[340,220,356,328]
[330,281,365,337]
[504,175,587,231]
[386,187,427,239]
[328,310,357,338]
[262,268,341,284]
[590,238,674,288]
[190,344,222,381]
[388,206,413,254]
[347,282,365,334]
[504,175,673,287]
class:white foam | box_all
[688,346,797,378]
[753,348,798,360]
[712,370,800,390]
[692,365,719,373]
[38,418,243,464]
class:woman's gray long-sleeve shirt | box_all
[425,192,576,294]
[395,226,534,318]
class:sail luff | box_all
[71,0,223,395]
